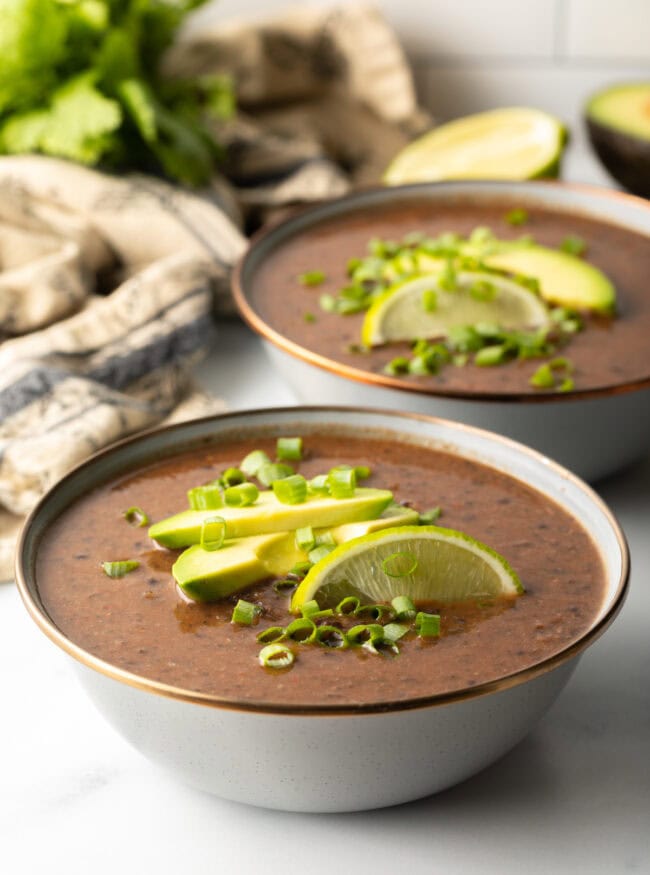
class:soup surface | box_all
[36,432,606,711]
[243,198,650,395]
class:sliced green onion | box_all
[438,258,457,291]
[529,362,555,389]
[308,544,335,564]
[381,551,418,578]
[258,462,294,487]
[259,643,294,669]
[240,449,271,477]
[319,293,337,312]
[422,288,438,312]
[301,600,333,620]
[101,560,139,578]
[285,618,317,643]
[276,436,303,461]
[382,622,410,642]
[295,525,316,552]
[336,596,361,615]
[354,603,393,621]
[200,516,226,552]
[416,611,441,638]
[308,474,330,495]
[316,626,348,648]
[505,208,528,226]
[220,467,246,487]
[188,484,223,510]
[123,506,149,527]
[327,466,356,499]
[273,577,299,593]
[298,270,326,286]
[560,235,586,256]
[224,482,259,507]
[289,560,313,577]
[273,474,307,504]
[391,595,417,621]
[256,626,286,644]
[558,377,575,393]
[303,311,317,323]
[354,465,371,480]
[419,506,442,524]
[231,599,261,626]
[347,624,384,646]
[315,531,336,547]
[470,280,497,302]
[384,356,411,376]
[475,344,508,367]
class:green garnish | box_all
[303,312,316,323]
[258,643,294,669]
[315,626,348,648]
[505,208,529,226]
[256,626,286,644]
[308,544,335,564]
[0,0,233,186]
[200,516,226,552]
[257,462,294,487]
[391,595,417,620]
[319,293,337,313]
[347,624,384,647]
[187,485,223,511]
[308,474,330,495]
[560,235,587,256]
[418,507,442,524]
[295,526,316,552]
[416,611,441,638]
[382,622,410,642]
[123,506,149,527]
[529,357,574,391]
[273,578,299,594]
[474,344,509,366]
[272,474,307,505]
[231,599,261,626]
[240,450,271,478]
[354,465,371,480]
[381,551,418,578]
[285,618,317,643]
[224,483,259,507]
[289,560,313,577]
[276,436,303,461]
[354,603,393,621]
[101,560,139,578]
[220,467,246,487]
[298,270,326,286]
[421,288,438,312]
[336,596,361,615]
[327,466,356,499]
[470,279,497,301]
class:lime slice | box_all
[361,270,549,347]
[384,107,566,184]
[291,525,523,612]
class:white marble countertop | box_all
[2,148,650,874]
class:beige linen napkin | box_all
[0,2,425,581]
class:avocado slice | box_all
[585,83,650,197]
[149,487,394,549]
[173,504,419,602]
[482,244,616,314]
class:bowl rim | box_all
[15,405,631,717]
[232,179,650,404]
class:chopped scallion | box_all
[273,474,307,504]
[200,516,226,552]
[231,599,261,626]
[308,474,330,495]
[220,467,246,487]
[391,595,417,621]
[273,578,299,594]
[354,465,371,480]
[224,482,259,507]
[295,525,316,552]
[259,643,294,669]
[336,596,361,615]
[240,450,271,478]
[101,560,139,578]
[327,466,356,499]
[187,484,223,511]
[505,208,528,226]
[347,624,384,646]
[419,506,442,524]
[381,551,418,578]
[256,626,286,644]
[382,622,410,642]
[289,560,313,577]
[258,462,294,487]
[416,611,441,638]
[354,603,393,621]
[308,544,335,564]
[123,506,149,527]
[316,626,348,648]
[298,270,326,286]
[475,344,508,367]
[285,618,317,643]
[560,235,587,256]
[422,288,438,312]
[276,436,303,461]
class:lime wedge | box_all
[384,107,566,184]
[291,525,523,612]
[361,270,549,347]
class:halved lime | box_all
[384,107,566,185]
[291,525,523,612]
[361,270,549,347]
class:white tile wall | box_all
[188,0,650,169]
[564,0,650,60]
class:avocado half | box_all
[585,83,650,197]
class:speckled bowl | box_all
[16,408,629,812]
[233,181,650,482]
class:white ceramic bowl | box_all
[16,407,629,813]
[233,181,650,482]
